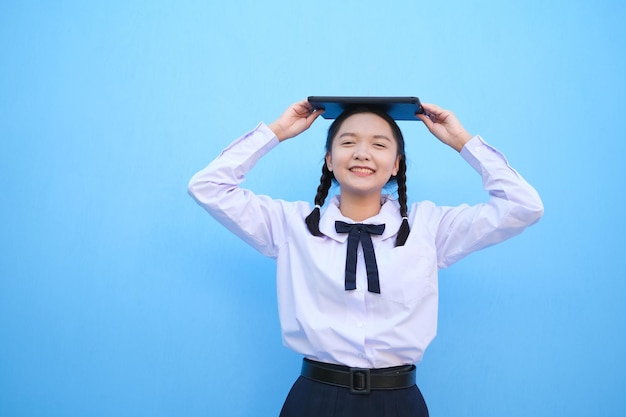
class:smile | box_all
[350,167,375,175]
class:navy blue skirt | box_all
[280,376,429,417]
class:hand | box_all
[269,99,324,142]
[417,103,472,152]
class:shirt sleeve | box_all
[187,122,294,258]
[434,135,544,268]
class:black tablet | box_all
[308,96,424,121]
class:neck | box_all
[338,192,383,222]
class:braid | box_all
[305,164,334,236]
[394,157,410,247]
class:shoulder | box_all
[406,199,454,227]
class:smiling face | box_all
[325,112,401,200]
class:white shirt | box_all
[188,123,543,369]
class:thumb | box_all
[417,112,437,133]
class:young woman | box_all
[188,99,544,416]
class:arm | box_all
[188,100,323,257]
[416,104,544,267]
[435,135,544,268]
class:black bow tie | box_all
[335,221,385,294]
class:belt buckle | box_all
[349,367,371,394]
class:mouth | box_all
[349,167,375,175]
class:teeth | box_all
[350,167,374,174]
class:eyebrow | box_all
[338,132,393,142]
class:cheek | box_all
[382,154,399,171]
[327,148,349,170]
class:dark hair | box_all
[305,106,410,246]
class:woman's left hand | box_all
[417,103,473,152]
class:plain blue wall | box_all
[1,1,625,416]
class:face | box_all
[325,112,401,199]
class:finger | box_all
[416,113,430,124]
[306,108,325,125]
[416,111,436,123]
[420,103,447,122]
[421,103,443,114]
[417,113,435,131]
[292,102,313,116]
[301,99,316,112]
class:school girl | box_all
[188,99,544,416]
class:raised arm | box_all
[414,104,544,267]
[188,100,323,257]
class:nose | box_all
[353,144,371,160]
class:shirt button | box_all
[356,321,364,328]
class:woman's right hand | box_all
[269,100,324,142]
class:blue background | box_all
[1,1,625,416]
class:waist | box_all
[301,358,416,394]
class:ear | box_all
[392,155,401,176]
[325,152,333,172]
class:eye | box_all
[373,142,387,148]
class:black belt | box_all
[301,358,416,394]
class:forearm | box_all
[188,123,289,256]
[448,131,473,152]
[436,136,543,267]
[188,122,279,203]
[460,135,543,216]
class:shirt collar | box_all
[318,195,402,242]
